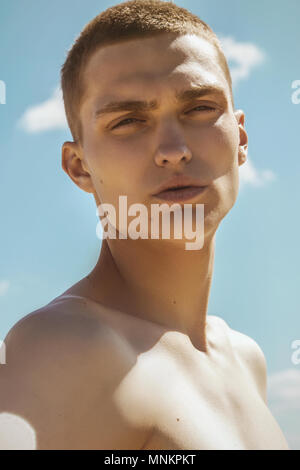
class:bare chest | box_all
[113,334,289,450]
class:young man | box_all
[0,0,290,450]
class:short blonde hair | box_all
[61,0,232,144]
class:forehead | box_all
[80,33,230,118]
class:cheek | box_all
[209,118,240,198]
[85,137,145,207]
[194,118,239,175]
[195,117,240,220]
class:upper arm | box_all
[0,305,148,449]
[0,313,44,449]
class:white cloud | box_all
[18,86,67,133]
[220,36,265,86]
[267,368,300,450]
[239,156,276,188]
[0,280,10,296]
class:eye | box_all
[112,117,144,129]
[186,105,216,113]
[111,105,216,130]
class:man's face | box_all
[63,32,247,240]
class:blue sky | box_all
[0,0,299,449]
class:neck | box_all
[85,233,216,352]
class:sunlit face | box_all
[63,32,247,242]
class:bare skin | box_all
[0,292,289,449]
[0,32,290,449]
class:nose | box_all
[153,125,192,168]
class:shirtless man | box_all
[0,0,290,450]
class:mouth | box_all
[152,185,208,202]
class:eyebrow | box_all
[93,85,227,120]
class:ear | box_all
[234,109,248,167]
[61,141,95,194]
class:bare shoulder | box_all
[2,297,133,377]
[0,297,149,449]
[208,316,267,403]
[228,322,267,403]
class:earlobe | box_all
[238,145,248,166]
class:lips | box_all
[153,185,207,202]
[151,174,208,202]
